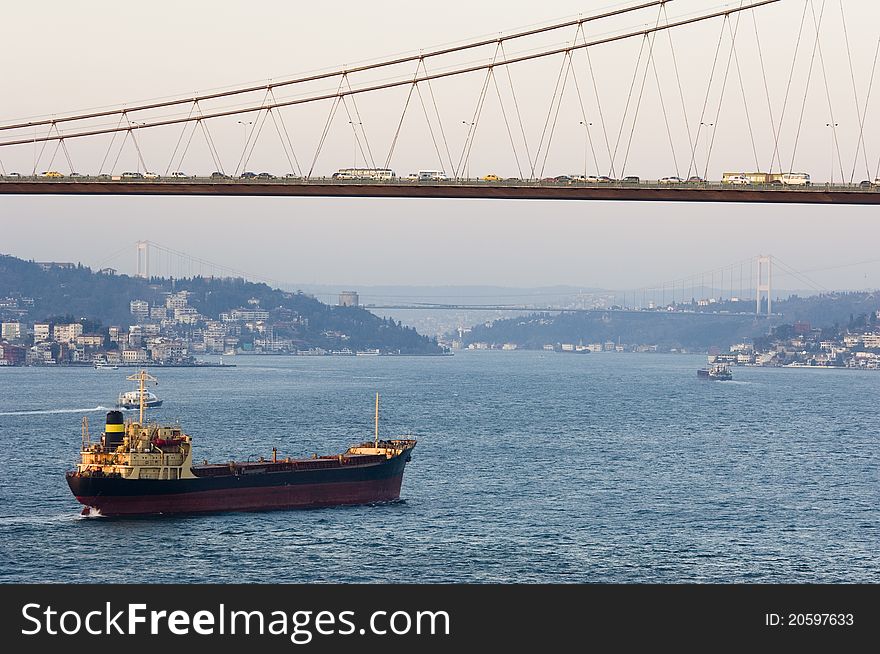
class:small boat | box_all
[116,370,163,409]
[117,390,162,409]
[94,362,118,370]
[698,363,733,381]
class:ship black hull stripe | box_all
[67,454,409,497]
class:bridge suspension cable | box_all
[0,0,781,149]
[0,1,670,134]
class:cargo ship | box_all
[66,371,416,516]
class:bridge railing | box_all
[2,175,879,192]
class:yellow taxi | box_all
[41,171,64,178]
[481,174,501,182]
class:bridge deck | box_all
[1,179,879,204]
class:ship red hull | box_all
[67,441,415,516]
[73,474,404,516]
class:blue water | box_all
[0,352,877,583]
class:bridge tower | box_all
[136,240,150,279]
[756,255,772,315]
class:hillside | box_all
[0,254,445,354]
[459,292,880,351]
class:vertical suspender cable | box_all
[705,11,745,181]
[788,0,825,176]
[500,41,534,177]
[610,35,648,178]
[583,39,615,178]
[728,18,761,172]
[839,0,872,183]
[569,50,601,176]
[269,88,304,177]
[532,52,569,179]
[344,75,377,170]
[687,20,726,178]
[415,83,448,174]
[662,2,695,176]
[539,52,574,179]
[308,75,347,177]
[768,0,810,174]
[808,0,844,182]
[751,9,781,174]
[491,70,525,179]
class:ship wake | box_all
[0,405,112,416]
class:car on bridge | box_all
[724,175,751,185]
[658,176,683,184]
[41,171,64,178]
[143,172,160,179]
[256,172,276,179]
[211,171,231,180]
[418,170,449,181]
[686,176,705,183]
[481,174,501,182]
[621,175,640,184]
[121,172,143,179]
[4,172,22,178]
[170,171,190,178]
[240,171,257,179]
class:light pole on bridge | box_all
[237,120,253,174]
[349,120,362,169]
[461,120,474,180]
[700,122,713,179]
[579,121,593,179]
[826,122,839,185]
[131,122,147,173]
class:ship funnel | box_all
[104,410,125,447]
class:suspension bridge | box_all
[3,1,880,204]
[109,242,856,318]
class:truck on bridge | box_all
[722,171,811,186]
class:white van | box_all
[780,172,811,186]
[417,170,449,181]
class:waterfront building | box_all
[862,333,880,349]
[121,349,148,363]
[338,291,359,307]
[53,323,83,344]
[0,343,26,365]
[130,300,150,321]
[33,323,50,343]
[75,334,104,348]
[165,291,190,310]
[1,321,22,341]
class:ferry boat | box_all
[66,373,416,516]
[697,363,733,381]
[117,371,163,409]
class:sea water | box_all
[0,352,876,583]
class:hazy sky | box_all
[1,0,879,290]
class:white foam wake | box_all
[0,405,112,416]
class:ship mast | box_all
[126,369,158,425]
[375,392,379,448]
